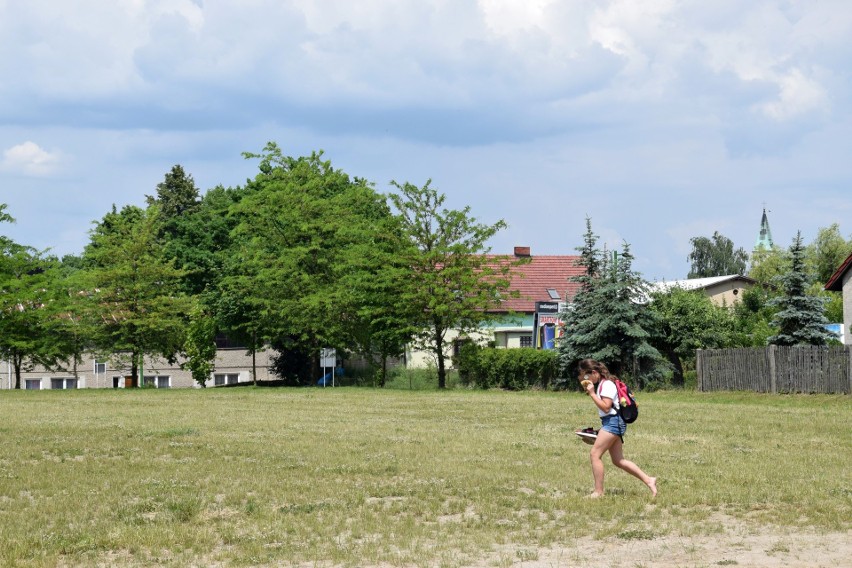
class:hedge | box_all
[457,344,558,389]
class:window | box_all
[25,379,41,390]
[51,378,77,390]
[94,361,106,374]
[546,288,561,300]
[143,375,171,388]
[520,335,533,348]
[214,373,239,386]
[453,337,472,358]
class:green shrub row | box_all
[457,344,558,389]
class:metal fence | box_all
[696,345,852,394]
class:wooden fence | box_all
[696,345,852,394]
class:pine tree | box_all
[558,219,667,388]
[768,232,835,346]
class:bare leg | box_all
[588,430,620,497]
[609,440,657,497]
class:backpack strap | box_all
[598,377,625,443]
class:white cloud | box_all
[757,68,828,120]
[1,141,60,176]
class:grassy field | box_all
[0,387,848,567]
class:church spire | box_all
[755,208,774,251]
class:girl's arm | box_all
[584,382,614,413]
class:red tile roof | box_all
[489,253,584,313]
[825,251,852,291]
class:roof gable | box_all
[825,252,852,291]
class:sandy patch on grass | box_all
[479,527,851,568]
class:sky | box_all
[1,0,851,281]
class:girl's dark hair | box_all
[578,358,610,378]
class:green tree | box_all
[339,216,418,386]
[388,179,520,389]
[183,302,217,387]
[731,286,777,346]
[804,224,851,325]
[558,219,667,388]
[228,143,400,384]
[214,257,267,386]
[0,242,60,389]
[649,287,735,385]
[82,205,192,385]
[768,232,835,346]
[687,231,748,278]
[41,254,98,379]
[806,223,852,284]
[146,168,236,296]
[146,164,200,221]
[748,244,786,285]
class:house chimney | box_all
[514,246,531,257]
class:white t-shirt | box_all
[597,379,620,417]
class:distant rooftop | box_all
[647,274,756,295]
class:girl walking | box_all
[578,358,657,498]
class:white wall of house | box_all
[1,348,276,390]
[404,314,538,369]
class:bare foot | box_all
[647,477,657,498]
[586,492,604,499]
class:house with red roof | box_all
[485,246,583,349]
[405,246,584,368]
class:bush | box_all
[383,365,460,390]
[457,345,558,389]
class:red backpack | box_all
[615,378,638,423]
[599,377,638,424]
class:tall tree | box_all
[0,242,59,389]
[227,143,400,384]
[388,179,520,389]
[768,232,835,346]
[82,205,192,385]
[146,164,200,221]
[558,219,667,388]
[687,231,748,278]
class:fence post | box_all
[696,349,703,391]
[767,344,777,394]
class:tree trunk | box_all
[13,352,22,390]
[665,348,684,387]
[435,332,446,389]
[131,351,139,388]
[251,329,258,386]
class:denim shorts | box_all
[600,413,626,436]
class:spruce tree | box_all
[558,219,666,388]
[768,232,835,346]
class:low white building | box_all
[2,348,276,390]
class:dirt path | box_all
[477,527,851,568]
